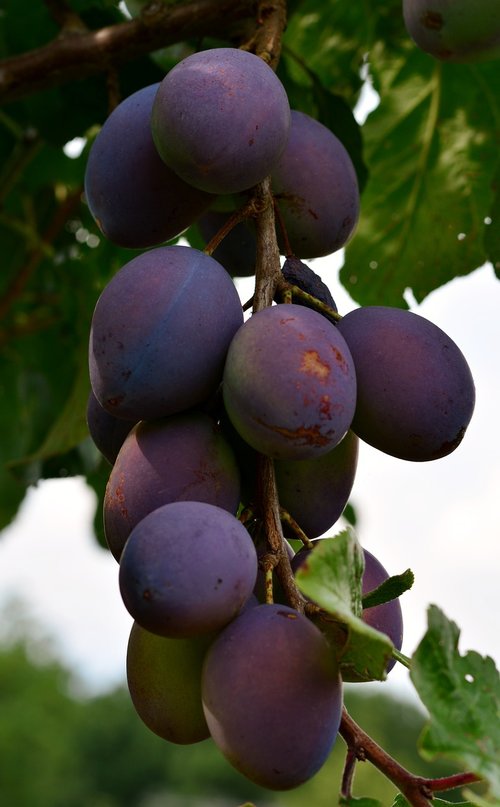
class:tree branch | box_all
[0,0,258,104]
[242,0,287,68]
[339,707,482,806]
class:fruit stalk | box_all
[339,706,481,805]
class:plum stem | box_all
[252,176,282,312]
[276,277,342,321]
[256,453,306,613]
[392,647,412,669]
[203,196,256,257]
[279,507,314,549]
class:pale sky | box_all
[0,258,498,705]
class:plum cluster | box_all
[84,45,475,792]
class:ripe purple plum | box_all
[126,621,212,744]
[274,429,359,538]
[84,84,213,248]
[202,603,342,789]
[271,110,360,258]
[119,501,258,638]
[89,245,243,421]
[337,306,475,461]
[151,48,291,194]
[104,411,241,561]
[223,303,357,460]
[86,389,136,465]
[403,0,500,63]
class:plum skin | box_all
[89,244,243,422]
[223,304,357,461]
[274,429,359,539]
[84,83,213,248]
[126,621,212,744]
[103,411,241,562]
[271,110,360,258]
[337,305,475,461]
[119,501,258,639]
[403,0,500,63]
[152,48,291,194]
[201,603,343,790]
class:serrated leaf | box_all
[341,49,499,306]
[362,568,414,609]
[411,606,500,801]
[295,529,393,682]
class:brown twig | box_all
[203,195,258,257]
[252,177,282,312]
[255,454,306,613]
[339,706,482,806]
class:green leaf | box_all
[294,529,394,682]
[341,50,499,306]
[8,345,90,468]
[341,798,385,807]
[411,606,500,801]
[362,568,414,609]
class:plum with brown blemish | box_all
[222,304,357,460]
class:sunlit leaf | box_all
[295,529,393,682]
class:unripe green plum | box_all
[403,0,500,62]
[127,621,212,744]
